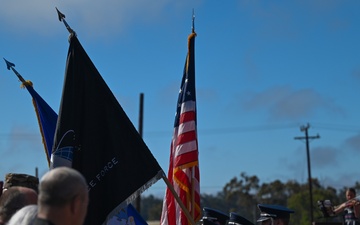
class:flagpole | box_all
[192,9,195,33]
[190,9,198,220]
[4,58,57,167]
[55,7,76,36]
[4,58,28,85]
[161,172,196,225]
[136,93,144,212]
[191,168,195,218]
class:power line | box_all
[312,123,360,132]
[0,122,359,139]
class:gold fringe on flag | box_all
[32,98,51,167]
[188,32,197,51]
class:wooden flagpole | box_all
[161,172,196,225]
[191,168,195,218]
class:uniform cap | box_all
[257,204,294,222]
[228,212,254,225]
[3,173,39,192]
[202,207,229,225]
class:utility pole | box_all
[135,93,144,212]
[294,123,320,224]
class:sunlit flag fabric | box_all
[160,31,201,225]
[52,34,162,225]
[107,204,149,225]
[21,83,58,165]
[4,59,57,165]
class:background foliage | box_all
[140,173,360,225]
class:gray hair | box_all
[38,167,88,208]
[7,205,38,225]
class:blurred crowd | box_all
[0,167,88,225]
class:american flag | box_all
[160,31,201,225]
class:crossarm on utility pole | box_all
[294,123,320,224]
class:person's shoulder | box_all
[7,205,37,225]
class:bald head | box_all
[37,167,89,225]
[38,167,88,208]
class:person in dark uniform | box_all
[202,207,229,225]
[257,204,294,225]
[227,212,254,225]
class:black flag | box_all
[52,35,162,225]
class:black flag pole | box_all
[55,7,76,36]
[192,9,195,33]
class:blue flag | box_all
[106,204,148,225]
[25,85,58,165]
[4,58,58,166]
[4,58,149,225]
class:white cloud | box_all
[311,146,339,168]
[0,0,200,38]
[0,0,58,36]
[344,134,360,153]
[239,85,343,121]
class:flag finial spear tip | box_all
[3,58,15,70]
[55,7,65,22]
[55,7,76,36]
[192,9,195,33]
[3,58,27,84]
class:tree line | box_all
[140,172,360,225]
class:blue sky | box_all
[1,1,360,198]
